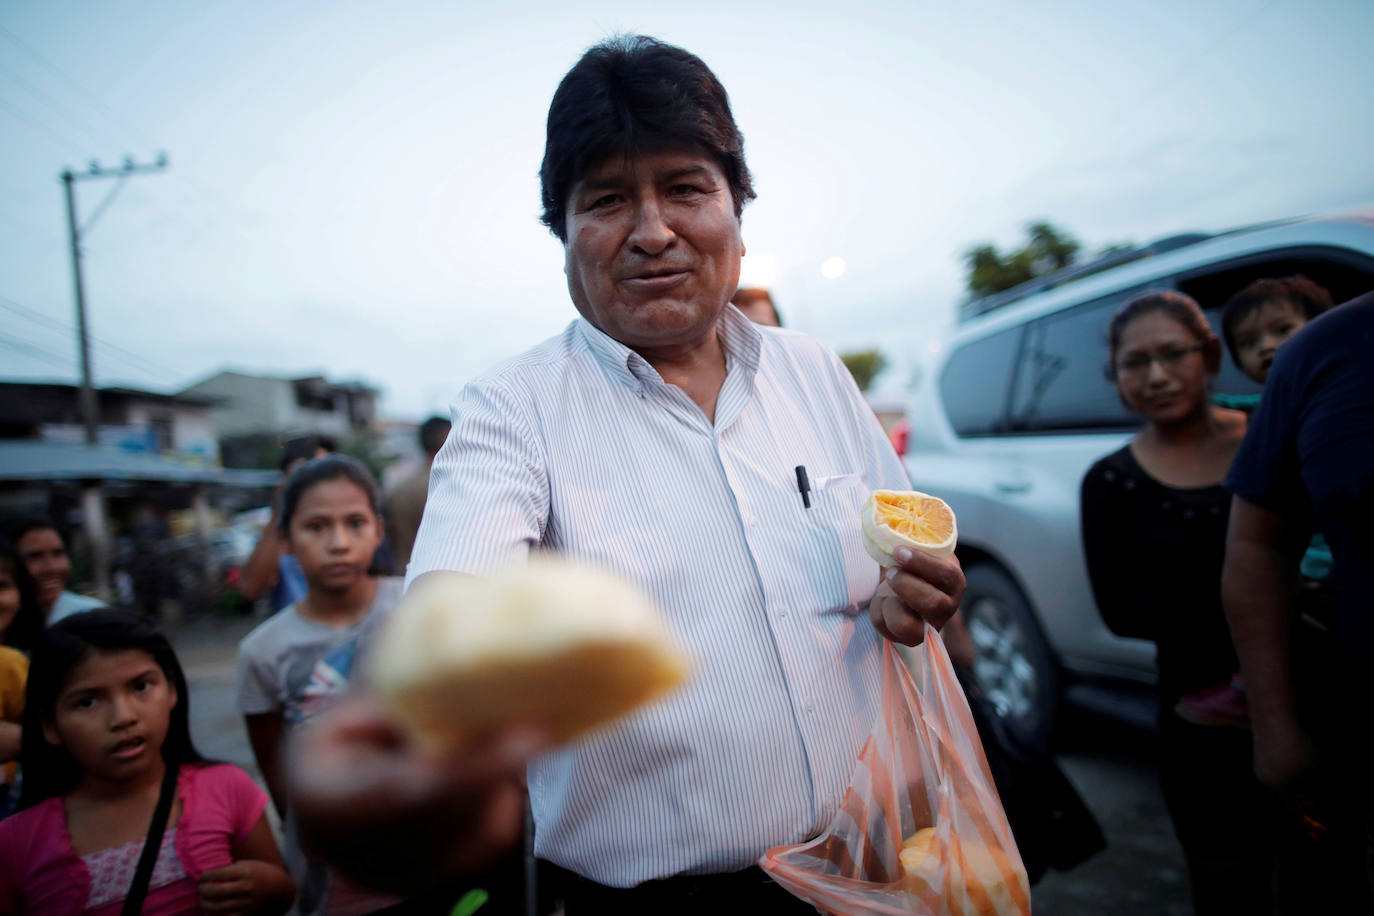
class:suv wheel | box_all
[961,563,1059,748]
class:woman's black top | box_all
[1080,444,1238,704]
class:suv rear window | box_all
[1007,294,1140,433]
[938,243,1374,438]
[938,326,1020,436]
[1002,296,1267,434]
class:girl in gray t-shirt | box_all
[233,454,405,915]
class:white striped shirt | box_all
[407,305,909,886]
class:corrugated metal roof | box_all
[0,441,278,487]
[0,381,220,408]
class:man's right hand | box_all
[286,695,544,895]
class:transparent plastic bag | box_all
[760,626,1032,915]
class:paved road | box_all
[173,612,262,778]
[1034,709,1192,915]
[170,614,1195,914]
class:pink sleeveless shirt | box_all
[0,763,268,915]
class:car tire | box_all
[960,563,1059,749]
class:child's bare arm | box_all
[239,527,284,603]
[199,814,296,915]
[0,721,20,763]
[243,712,287,818]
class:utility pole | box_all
[61,153,168,444]
[60,153,168,603]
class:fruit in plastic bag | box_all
[900,825,1026,916]
[760,629,1030,915]
[898,827,938,867]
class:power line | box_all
[0,96,88,154]
[0,24,274,254]
[0,25,150,150]
[0,312,185,394]
[0,295,70,334]
[0,55,111,152]
[0,330,73,370]
[0,294,183,381]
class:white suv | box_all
[906,210,1374,745]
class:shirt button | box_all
[805,702,814,714]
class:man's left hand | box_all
[870,547,965,646]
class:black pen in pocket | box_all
[795,465,812,509]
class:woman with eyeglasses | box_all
[1079,290,1276,913]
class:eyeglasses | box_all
[1115,342,1205,376]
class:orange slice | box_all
[861,489,958,566]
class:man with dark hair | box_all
[385,415,452,571]
[538,35,756,243]
[9,517,101,625]
[291,36,963,913]
[731,286,782,327]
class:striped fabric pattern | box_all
[406,305,910,886]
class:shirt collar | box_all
[717,303,763,377]
[576,318,659,393]
[575,305,763,393]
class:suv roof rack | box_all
[957,231,1214,322]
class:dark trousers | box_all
[1275,620,1374,914]
[1159,676,1374,916]
[1158,712,1275,916]
[373,846,528,916]
[544,861,818,916]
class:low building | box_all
[180,371,381,467]
[0,381,219,464]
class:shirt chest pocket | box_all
[801,471,880,611]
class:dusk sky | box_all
[3,0,1372,419]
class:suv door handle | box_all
[994,479,1031,494]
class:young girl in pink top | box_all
[0,608,295,915]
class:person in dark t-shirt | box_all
[1222,291,1374,913]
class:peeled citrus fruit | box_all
[861,489,958,566]
[900,826,1030,915]
[367,557,691,751]
[899,827,938,867]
